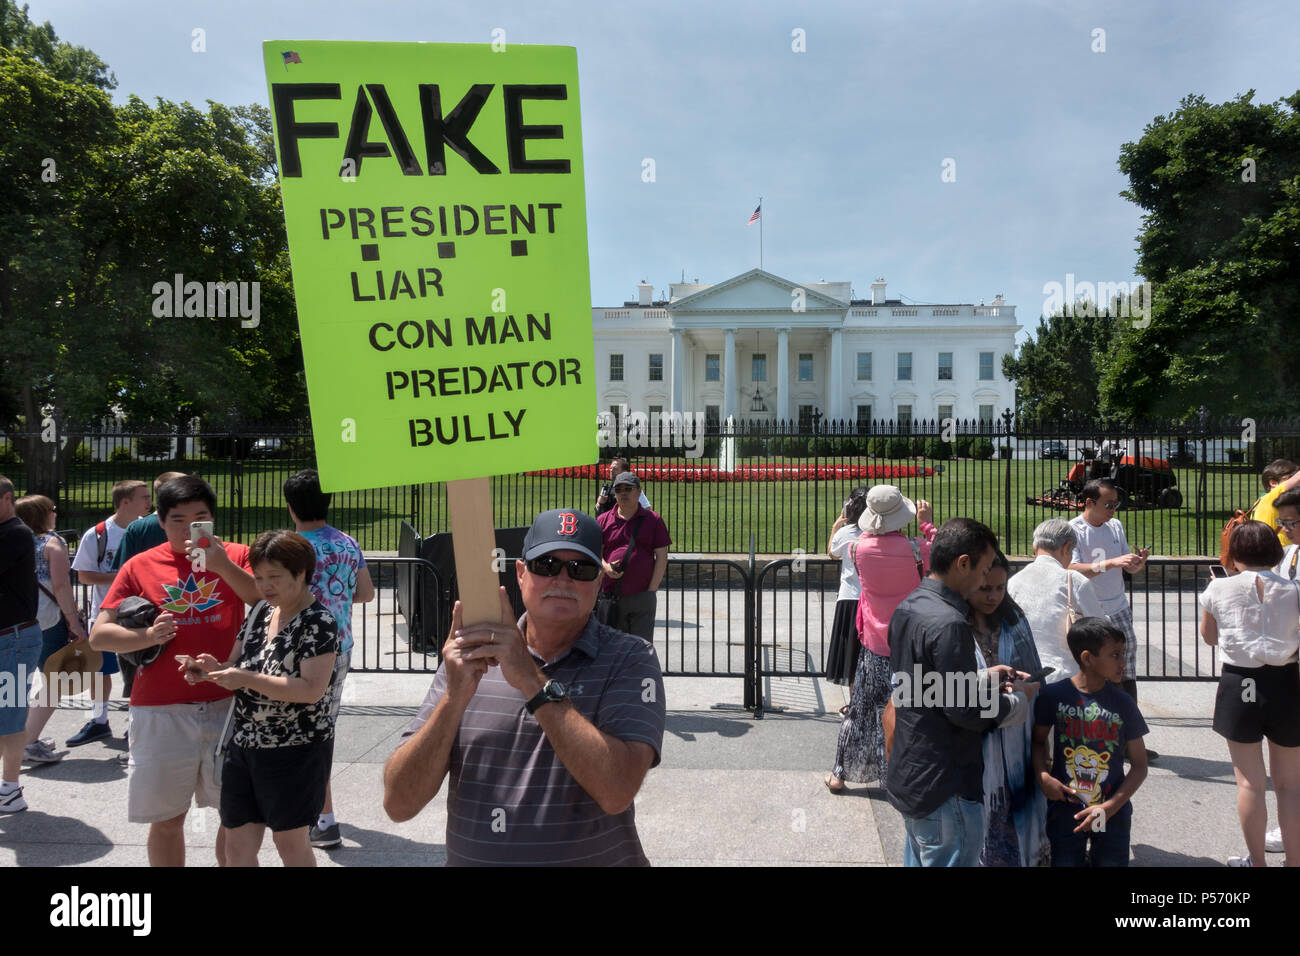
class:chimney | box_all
[637,280,653,307]
[870,277,886,305]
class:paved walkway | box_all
[0,674,1271,866]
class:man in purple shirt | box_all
[597,472,670,641]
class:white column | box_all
[723,328,737,420]
[828,328,843,422]
[671,329,685,413]
[776,328,790,425]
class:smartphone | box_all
[190,521,214,547]
[1210,565,1228,579]
[1024,666,1055,683]
[174,654,204,678]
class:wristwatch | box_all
[525,679,568,714]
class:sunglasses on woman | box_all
[526,555,601,581]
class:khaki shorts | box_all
[127,700,234,824]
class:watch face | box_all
[545,679,567,700]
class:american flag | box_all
[747,203,761,225]
[281,51,303,64]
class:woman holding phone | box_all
[183,529,338,867]
[969,552,1049,866]
[1200,520,1300,867]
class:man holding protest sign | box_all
[383,508,666,866]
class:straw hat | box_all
[41,639,103,703]
[857,485,917,534]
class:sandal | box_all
[839,704,849,716]
[824,774,845,794]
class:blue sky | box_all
[28,0,1300,337]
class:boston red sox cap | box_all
[523,508,604,564]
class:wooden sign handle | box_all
[445,477,505,627]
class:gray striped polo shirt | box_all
[403,614,666,866]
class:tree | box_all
[1103,91,1300,418]
[0,3,306,493]
[1001,305,1119,421]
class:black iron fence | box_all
[13,413,1300,557]
[67,543,1225,707]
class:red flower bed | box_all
[525,463,934,481]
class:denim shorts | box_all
[0,623,44,735]
[903,794,985,867]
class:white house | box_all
[592,270,1020,430]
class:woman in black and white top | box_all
[1200,520,1300,867]
[184,530,338,867]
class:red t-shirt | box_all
[102,542,252,706]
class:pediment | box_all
[670,269,848,315]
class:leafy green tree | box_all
[1001,306,1118,421]
[0,1,305,493]
[1103,91,1300,418]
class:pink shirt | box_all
[853,523,935,655]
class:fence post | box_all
[1002,409,1014,549]
[1197,406,1209,557]
[745,532,760,716]
[231,439,244,543]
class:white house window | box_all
[798,404,815,428]
[705,404,720,428]
[979,352,994,381]
[938,403,954,424]
[798,353,814,382]
[705,354,720,382]
[856,352,872,381]
[979,404,994,425]
[648,404,663,418]
[897,404,913,430]
[938,352,953,380]
[609,354,624,381]
[751,353,767,382]
[856,404,872,430]
[897,352,912,381]
[648,353,663,381]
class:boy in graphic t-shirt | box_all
[1033,617,1150,867]
[91,476,255,867]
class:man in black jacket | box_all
[886,517,1039,866]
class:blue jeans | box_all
[903,795,984,867]
[1047,802,1131,866]
[0,622,43,736]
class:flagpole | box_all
[758,196,763,271]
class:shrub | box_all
[998,443,1013,459]
[71,445,92,464]
[924,438,952,460]
[971,438,994,460]
[0,443,21,467]
[110,445,134,463]
[136,434,172,458]
[888,437,913,458]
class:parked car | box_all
[250,437,283,456]
[1040,440,1069,459]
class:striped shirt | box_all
[403,614,666,866]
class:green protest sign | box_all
[263,41,595,492]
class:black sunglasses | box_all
[527,555,601,581]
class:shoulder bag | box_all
[595,513,647,625]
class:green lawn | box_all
[48,454,1261,557]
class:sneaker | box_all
[1147,748,1159,762]
[310,823,342,848]
[1266,827,1285,853]
[116,751,130,765]
[66,720,112,747]
[0,787,26,813]
[1227,855,1257,867]
[22,741,63,764]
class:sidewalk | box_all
[0,674,1266,866]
